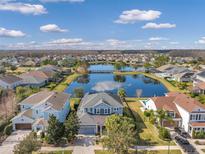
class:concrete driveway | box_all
[0,130,31,154]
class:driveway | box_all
[0,130,31,154]
[73,136,96,154]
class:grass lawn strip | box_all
[54,73,81,92]
[125,98,175,146]
[33,150,72,154]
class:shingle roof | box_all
[47,92,71,110]
[20,91,54,105]
[0,75,22,84]
[79,92,123,109]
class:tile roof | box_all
[190,122,205,127]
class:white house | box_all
[11,91,71,131]
[77,92,123,135]
[142,92,205,137]
[0,75,23,89]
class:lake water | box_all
[64,73,168,97]
[88,64,135,71]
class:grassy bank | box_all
[114,71,181,92]
[54,73,81,92]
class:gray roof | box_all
[0,75,22,84]
[47,92,71,110]
[20,91,54,105]
[78,112,107,126]
[79,92,123,109]
[19,74,46,84]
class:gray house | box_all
[0,75,23,89]
[77,92,123,135]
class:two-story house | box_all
[11,91,71,131]
[77,92,123,135]
[142,92,205,137]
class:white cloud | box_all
[0,27,26,37]
[48,38,83,45]
[0,2,47,15]
[92,81,123,92]
[142,22,176,29]
[106,39,126,46]
[40,24,68,32]
[149,37,168,41]
[195,37,205,44]
[114,9,161,24]
[40,0,84,2]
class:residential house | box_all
[142,92,205,137]
[0,75,23,89]
[11,91,71,131]
[77,92,123,135]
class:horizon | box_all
[0,0,205,50]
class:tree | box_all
[154,55,170,67]
[64,111,80,142]
[10,65,17,71]
[14,132,40,154]
[102,115,136,154]
[47,115,65,144]
[159,127,171,140]
[156,109,173,127]
[73,87,84,98]
[117,88,126,98]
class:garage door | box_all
[15,123,32,130]
[79,126,96,135]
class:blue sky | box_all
[0,0,205,50]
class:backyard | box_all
[125,98,175,146]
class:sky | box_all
[0,0,205,50]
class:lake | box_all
[64,73,168,97]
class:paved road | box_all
[0,130,31,154]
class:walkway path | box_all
[0,130,30,154]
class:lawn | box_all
[125,98,175,146]
[114,71,181,92]
[95,150,182,154]
[33,150,72,154]
[54,73,81,92]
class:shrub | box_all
[40,132,45,139]
[4,123,13,135]
[159,127,171,140]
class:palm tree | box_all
[117,88,126,100]
[156,110,173,127]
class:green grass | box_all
[95,150,182,154]
[33,150,72,154]
[54,73,81,92]
[125,98,175,146]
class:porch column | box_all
[100,125,103,135]
[96,124,98,134]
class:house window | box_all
[36,110,38,114]
[105,109,108,114]
[96,109,100,114]
[22,105,24,109]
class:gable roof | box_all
[79,92,123,109]
[0,75,22,84]
[47,92,71,110]
[197,70,205,78]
